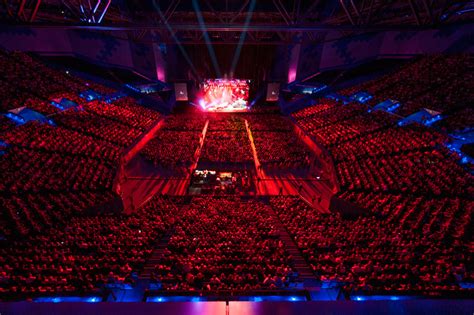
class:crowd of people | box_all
[0,50,112,114]
[293,102,396,147]
[200,131,253,164]
[0,191,119,237]
[340,54,474,117]
[207,115,246,132]
[150,196,297,291]
[0,48,472,301]
[1,122,121,161]
[244,114,313,171]
[329,125,448,162]
[140,131,202,173]
[0,145,117,193]
[270,196,472,295]
[84,98,161,132]
[252,132,312,170]
[291,99,472,209]
[244,114,293,131]
[162,115,207,131]
[335,148,472,197]
[435,107,474,133]
[139,116,206,173]
[285,54,473,296]
[0,195,176,299]
[0,50,163,238]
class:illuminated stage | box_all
[198,79,250,112]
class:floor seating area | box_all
[140,131,202,173]
[149,196,297,291]
[139,115,206,173]
[252,131,312,170]
[199,116,252,164]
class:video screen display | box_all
[197,79,250,112]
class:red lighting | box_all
[197,79,250,112]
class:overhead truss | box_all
[1,0,473,44]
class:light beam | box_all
[192,0,221,78]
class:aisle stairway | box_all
[140,229,173,279]
[267,206,317,282]
[140,203,190,279]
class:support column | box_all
[152,40,167,82]
[288,43,301,83]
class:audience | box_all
[140,131,202,173]
[340,54,474,117]
[0,195,175,298]
[200,131,253,164]
[252,131,312,170]
[151,196,296,291]
[0,50,163,239]
[271,196,472,295]
[287,55,473,296]
[0,49,472,301]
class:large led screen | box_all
[197,79,250,112]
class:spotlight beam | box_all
[230,0,256,76]
[152,0,200,80]
[192,0,221,78]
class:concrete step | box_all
[267,207,318,282]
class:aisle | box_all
[245,118,332,213]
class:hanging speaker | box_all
[266,83,280,101]
[174,83,188,101]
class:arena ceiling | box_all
[1,0,474,44]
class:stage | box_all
[2,300,472,315]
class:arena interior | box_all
[0,1,473,314]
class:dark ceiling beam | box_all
[350,0,361,18]
[419,0,433,24]
[163,0,180,22]
[408,0,422,25]
[293,0,301,23]
[17,0,26,18]
[273,0,291,25]
[29,0,41,22]
[2,0,12,17]
[6,22,445,32]
[229,0,250,23]
[204,0,227,24]
[339,0,355,25]
[363,0,376,25]
[300,0,322,21]
[61,0,81,19]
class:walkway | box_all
[140,202,188,279]
[245,118,332,213]
[267,206,316,281]
[119,120,210,213]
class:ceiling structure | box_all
[1,0,474,44]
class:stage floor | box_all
[2,300,473,315]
